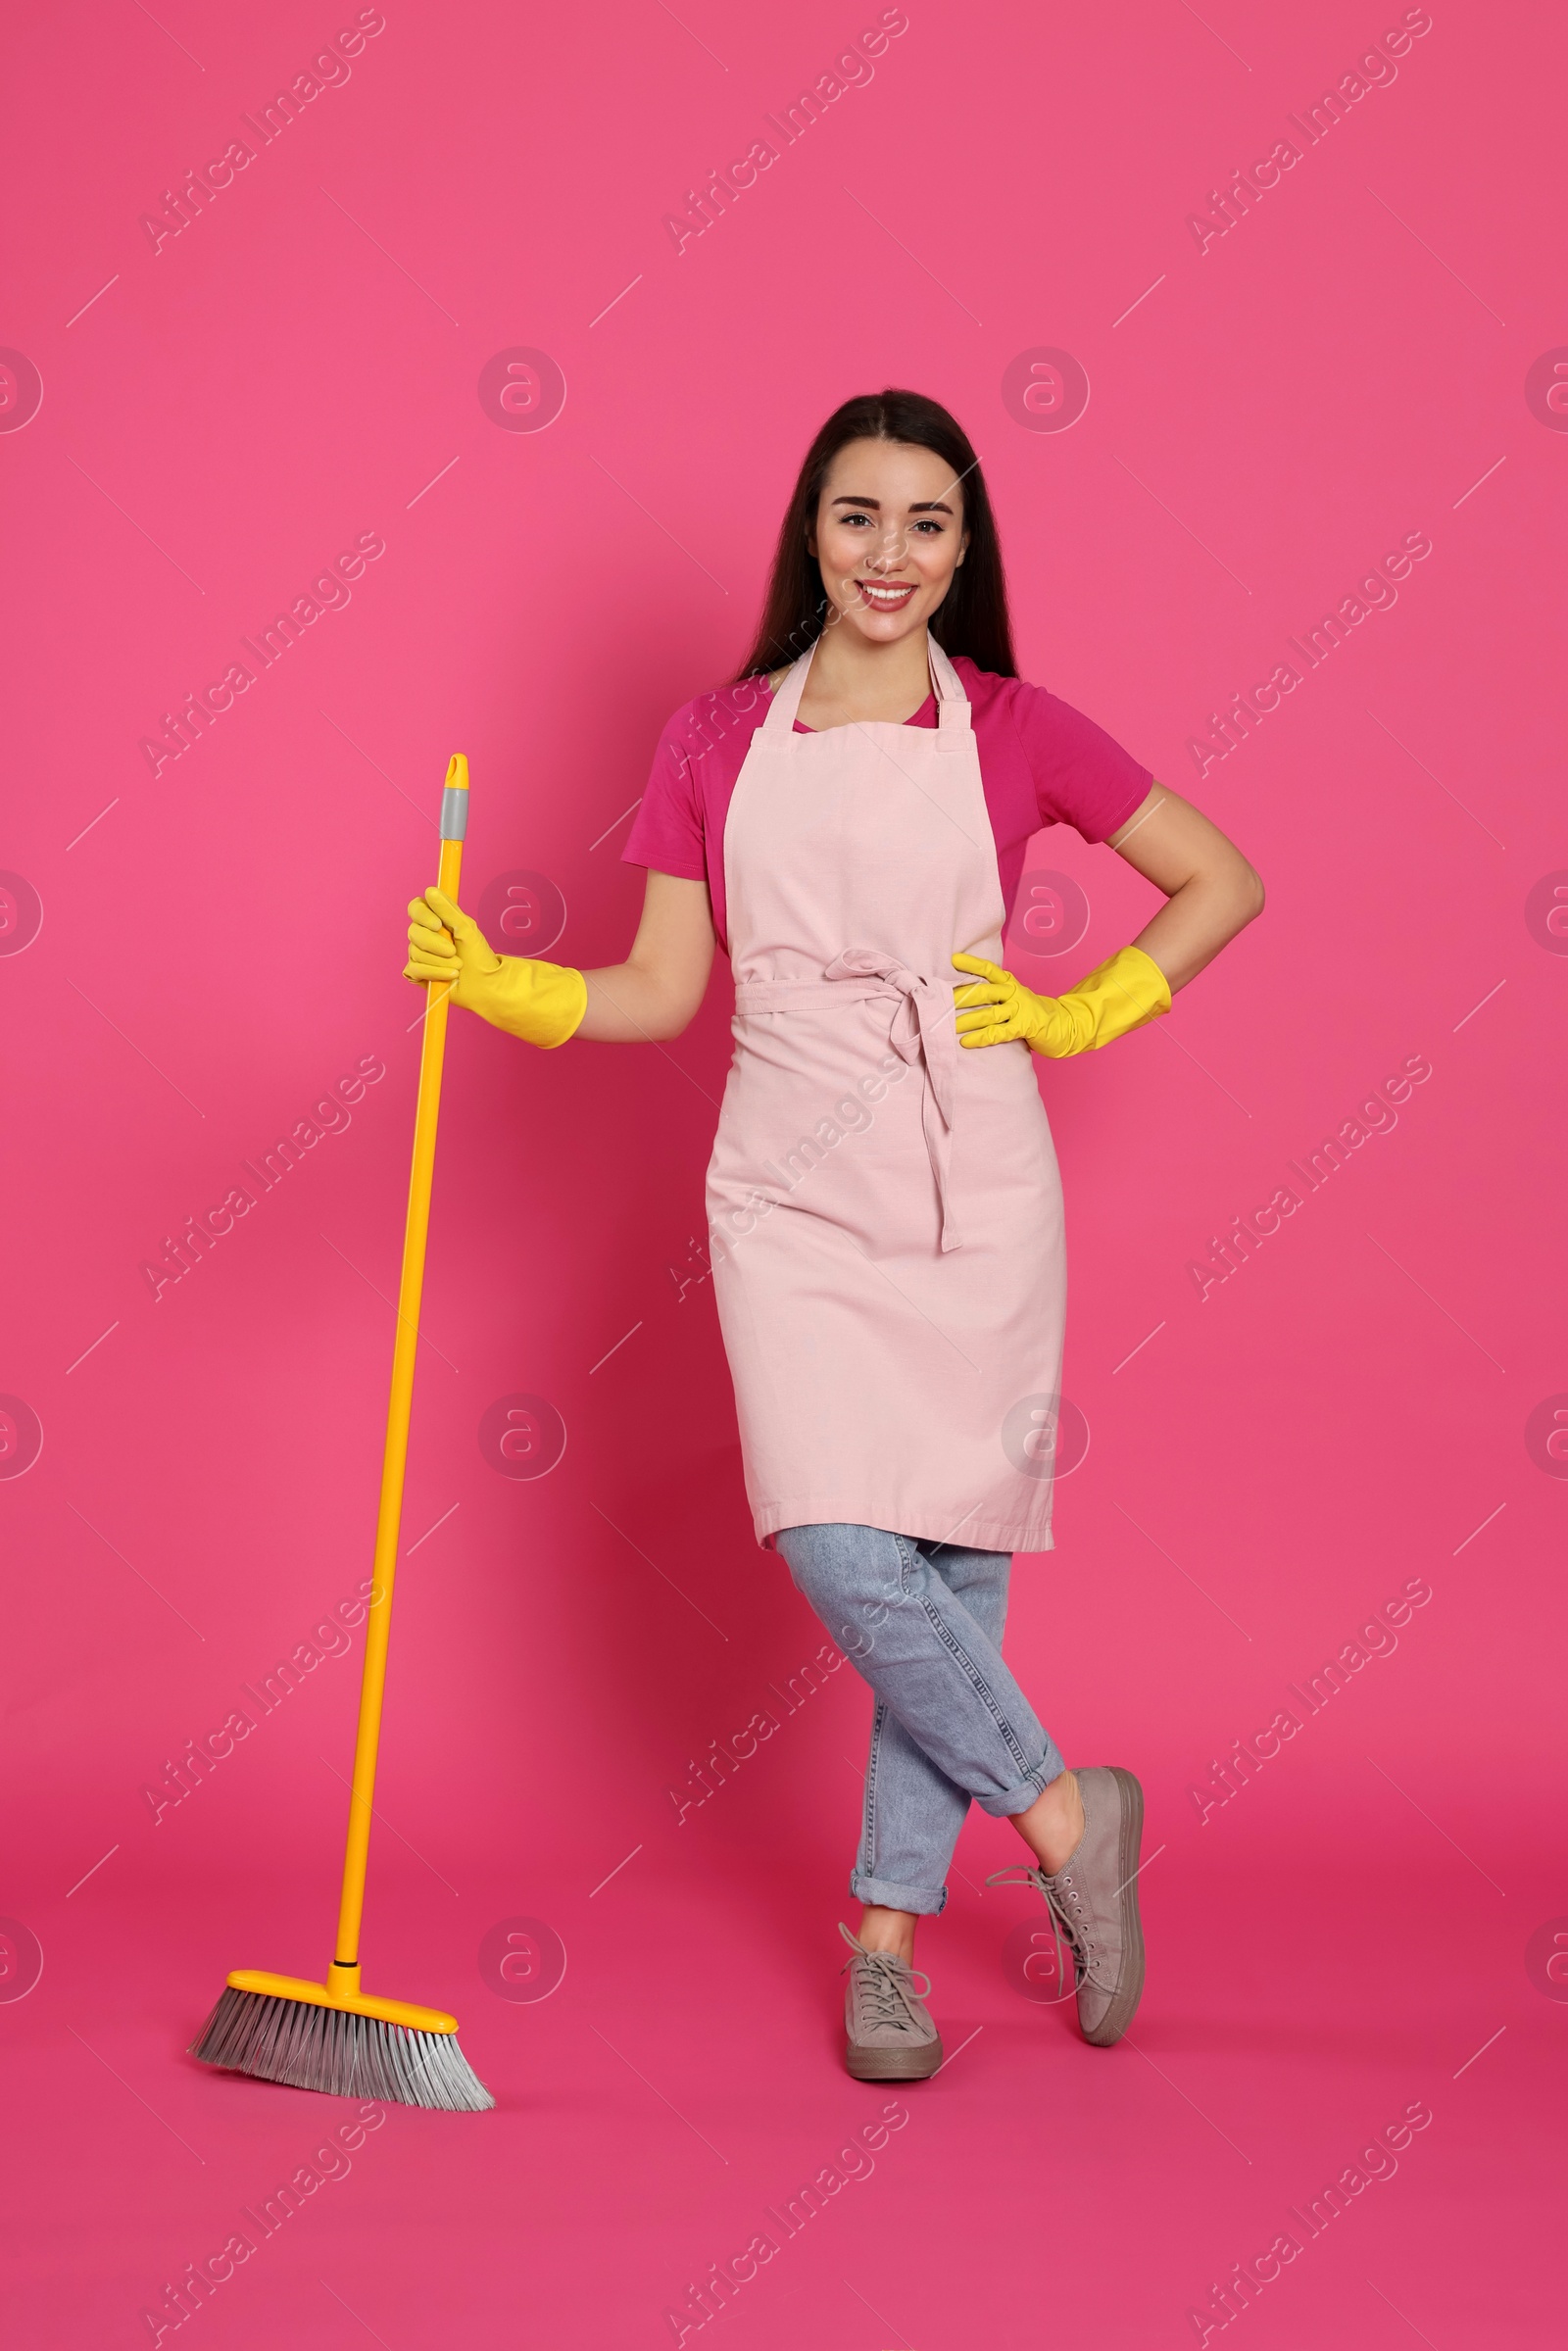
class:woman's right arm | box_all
[577,870,716,1042]
[405,868,716,1047]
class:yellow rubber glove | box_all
[404,887,587,1049]
[953,944,1171,1056]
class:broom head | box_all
[191,1969,493,2112]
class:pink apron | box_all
[706,632,1067,1553]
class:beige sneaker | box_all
[988,1765,1147,2046]
[839,1923,944,2080]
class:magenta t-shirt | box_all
[621,657,1153,952]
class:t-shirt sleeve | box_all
[1007,679,1154,843]
[621,704,707,881]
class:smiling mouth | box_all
[857,580,917,609]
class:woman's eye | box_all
[836,514,944,532]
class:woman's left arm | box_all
[1106,781,1264,993]
[953,781,1263,1053]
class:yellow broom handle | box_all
[333,755,468,1975]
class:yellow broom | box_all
[192,754,492,2110]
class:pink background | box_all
[3,2,1564,2344]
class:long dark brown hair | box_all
[733,388,1017,680]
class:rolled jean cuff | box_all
[852,1868,950,1918]
[979,1735,1068,1820]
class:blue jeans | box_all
[775,1522,1066,1917]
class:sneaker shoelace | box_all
[985,1863,1110,1999]
[837,1922,932,2036]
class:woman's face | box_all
[808,437,969,648]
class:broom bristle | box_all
[190,1984,494,2111]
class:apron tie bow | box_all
[823,948,963,1250]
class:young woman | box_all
[405,389,1263,2082]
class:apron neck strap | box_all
[760,630,971,739]
[927,637,971,738]
[760,638,818,737]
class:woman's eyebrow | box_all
[829,494,955,514]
